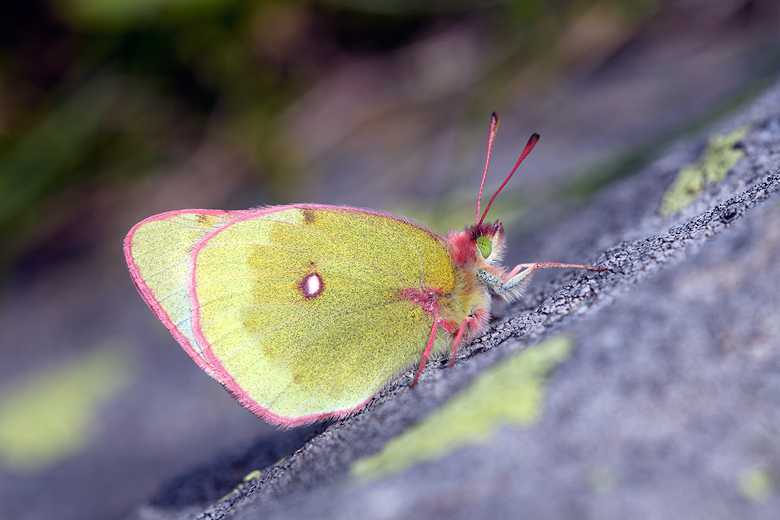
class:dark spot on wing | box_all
[302,209,317,225]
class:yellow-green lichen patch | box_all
[0,345,132,472]
[737,466,774,503]
[351,335,573,480]
[661,127,748,215]
[217,469,263,504]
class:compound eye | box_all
[476,236,492,258]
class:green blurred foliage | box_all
[60,0,237,28]
[0,0,659,272]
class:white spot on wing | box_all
[301,272,324,298]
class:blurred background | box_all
[0,0,778,518]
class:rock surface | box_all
[130,79,780,520]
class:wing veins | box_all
[135,244,194,272]
[219,211,426,284]
[330,210,427,286]
[199,241,417,287]
[240,298,421,399]
[131,224,211,246]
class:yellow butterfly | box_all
[124,113,607,426]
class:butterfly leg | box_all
[413,315,484,385]
[448,317,472,367]
[501,262,608,292]
[412,318,451,387]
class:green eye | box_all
[476,236,492,258]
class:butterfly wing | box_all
[124,209,246,379]
[125,205,456,426]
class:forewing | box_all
[192,206,456,425]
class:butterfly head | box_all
[444,218,507,270]
[471,220,506,266]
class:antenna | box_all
[478,132,540,226]
[475,112,499,226]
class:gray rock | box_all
[130,78,780,520]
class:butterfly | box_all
[124,113,607,427]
